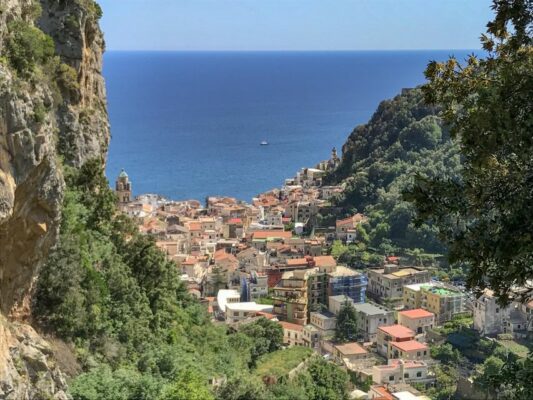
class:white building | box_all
[473,289,510,336]
[352,302,395,342]
[474,289,533,337]
[225,302,273,323]
[372,359,430,385]
[217,289,241,313]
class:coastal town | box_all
[113,148,532,400]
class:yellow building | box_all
[272,269,315,325]
[403,283,467,325]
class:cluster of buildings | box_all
[113,159,532,400]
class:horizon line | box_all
[105,48,481,53]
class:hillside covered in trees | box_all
[323,88,462,262]
[34,162,352,400]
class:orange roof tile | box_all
[313,255,336,268]
[390,340,428,352]
[335,342,368,355]
[214,248,237,262]
[279,321,304,332]
[371,386,394,400]
[252,230,292,240]
[399,309,435,319]
[378,324,415,338]
[188,222,201,231]
[287,258,309,266]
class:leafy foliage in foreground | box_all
[407,0,533,304]
[33,160,350,399]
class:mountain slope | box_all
[325,88,462,257]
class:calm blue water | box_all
[104,50,472,201]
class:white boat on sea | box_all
[260,141,268,146]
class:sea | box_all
[104,50,474,202]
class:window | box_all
[417,372,422,377]
[389,376,394,381]
[404,373,409,378]
[417,352,421,356]
[424,350,427,355]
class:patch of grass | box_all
[496,339,530,358]
[254,346,313,379]
[256,297,274,305]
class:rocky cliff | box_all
[0,0,109,397]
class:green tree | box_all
[475,356,505,395]
[399,115,442,150]
[426,365,458,400]
[239,318,283,366]
[159,371,214,400]
[407,0,533,304]
[302,358,349,400]
[211,266,227,295]
[334,301,358,343]
[430,343,463,365]
[331,240,348,258]
[70,365,161,400]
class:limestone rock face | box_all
[0,0,109,397]
[39,0,110,166]
[0,315,70,400]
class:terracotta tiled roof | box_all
[313,255,336,268]
[188,222,201,231]
[335,342,368,355]
[287,258,309,266]
[378,324,415,339]
[252,230,292,240]
[390,340,428,352]
[279,321,304,332]
[398,309,435,319]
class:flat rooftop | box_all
[378,324,415,338]
[398,309,434,319]
[225,302,273,312]
[353,302,392,316]
[403,282,436,291]
[390,340,428,352]
[328,265,362,277]
[335,342,368,355]
[310,310,336,319]
[422,285,462,296]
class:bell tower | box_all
[329,147,340,169]
[115,169,132,205]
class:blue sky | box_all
[98,0,494,51]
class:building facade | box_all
[398,309,435,334]
[367,265,431,304]
[352,302,395,342]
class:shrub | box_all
[56,62,80,93]
[6,21,55,77]
[33,102,47,123]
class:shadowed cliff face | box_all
[0,0,109,318]
[0,0,108,397]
